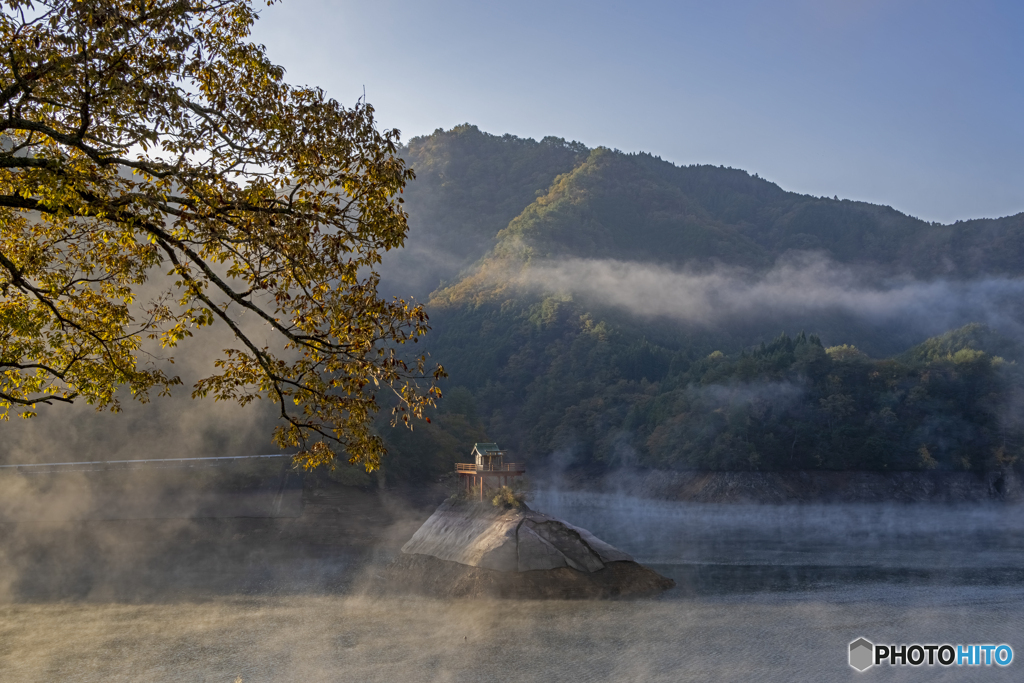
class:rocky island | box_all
[383,498,674,599]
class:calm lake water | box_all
[2,490,1023,682]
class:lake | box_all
[2,489,1022,682]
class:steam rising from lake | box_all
[3,488,1024,682]
[5,588,1023,682]
[521,252,1024,334]
[0,311,283,466]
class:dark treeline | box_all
[380,300,1024,480]
[636,326,1021,472]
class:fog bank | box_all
[521,252,1024,336]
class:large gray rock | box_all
[386,499,674,599]
[401,499,633,573]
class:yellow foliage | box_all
[491,485,524,509]
[825,345,868,362]
[994,446,1018,468]
[918,444,938,470]
[0,0,444,470]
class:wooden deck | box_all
[455,463,525,474]
[455,462,526,501]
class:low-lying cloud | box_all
[688,381,804,411]
[521,252,1024,334]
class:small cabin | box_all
[456,442,524,500]
[472,442,505,470]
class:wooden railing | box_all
[455,462,525,473]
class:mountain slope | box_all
[432,145,1024,308]
[375,127,1024,479]
[379,125,588,297]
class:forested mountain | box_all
[432,146,1024,307]
[390,129,1024,303]
[379,125,588,297]
[372,126,1024,481]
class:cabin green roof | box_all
[472,442,501,454]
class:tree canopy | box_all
[0,0,443,470]
[398,294,1024,477]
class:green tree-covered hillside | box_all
[390,295,1023,479]
[431,146,1024,307]
[375,127,1024,479]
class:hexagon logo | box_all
[849,638,874,671]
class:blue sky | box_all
[251,0,1024,224]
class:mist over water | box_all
[3,481,1023,682]
[5,588,1023,682]
[0,317,284,466]
[533,490,1024,574]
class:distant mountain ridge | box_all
[373,125,1024,480]
[430,146,1024,308]
[385,125,1024,305]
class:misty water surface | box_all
[2,490,1022,682]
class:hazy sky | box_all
[250,0,1023,224]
